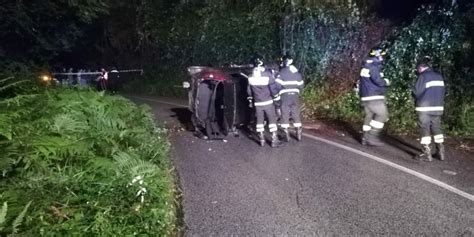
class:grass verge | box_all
[0,85,177,236]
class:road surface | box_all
[129,95,474,236]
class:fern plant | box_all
[0,201,32,235]
[0,85,176,236]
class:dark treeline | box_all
[1,0,469,67]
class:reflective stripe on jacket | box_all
[413,69,445,113]
[248,66,280,106]
[276,65,303,96]
[359,58,388,101]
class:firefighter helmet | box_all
[417,56,432,72]
[282,54,294,67]
[252,55,264,67]
[369,48,386,57]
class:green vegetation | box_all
[0,0,109,62]
[128,1,473,137]
[1,0,471,136]
[0,77,177,235]
[3,0,471,136]
[123,67,188,98]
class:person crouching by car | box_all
[247,55,282,148]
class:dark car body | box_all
[186,65,253,139]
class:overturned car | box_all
[185,65,254,139]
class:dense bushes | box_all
[321,4,473,136]
[127,1,473,137]
[123,67,187,98]
[383,4,469,134]
[282,4,390,123]
[0,79,176,235]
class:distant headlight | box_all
[41,75,51,81]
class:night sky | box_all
[376,0,450,20]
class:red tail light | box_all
[201,72,226,81]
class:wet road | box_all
[129,95,474,236]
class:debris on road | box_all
[443,170,457,176]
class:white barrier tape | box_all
[53,69,143,76]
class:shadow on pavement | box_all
[170,108,194,131]
[384,135,421,157]
[329,120,364,143]
[312,119,423,159]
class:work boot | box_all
[258,132,265,147]
[367,129,384,146]
[193,130,208,140]
[271,132,282,148]
[414,144,433,162]
[282,128,290,142]
[296,127,303,141]
[435,143,446,161]
[361,131,369,146]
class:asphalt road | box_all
[128,95,474,236]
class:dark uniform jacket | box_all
[359,58,388,101]
[247,66,280,106]
[276,65,304,96]
[413,68,445,114]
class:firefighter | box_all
[247,56,282,147]
[413,61,446,162]
[276,55,304,142]
[359,48,390,146]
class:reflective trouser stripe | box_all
[361,96,385,101]
[280,124,290,128]
[279,89,300,95]
[415,106,444,112]
[256,124,265,132]
[280,123,302,128]
[268,124,277,132]
[434,134,444,143]
[363,125,372,131]
[370,120,384,129]
[421,136,432,145]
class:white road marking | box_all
[129,96,474,202]
[303,133,474,202]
